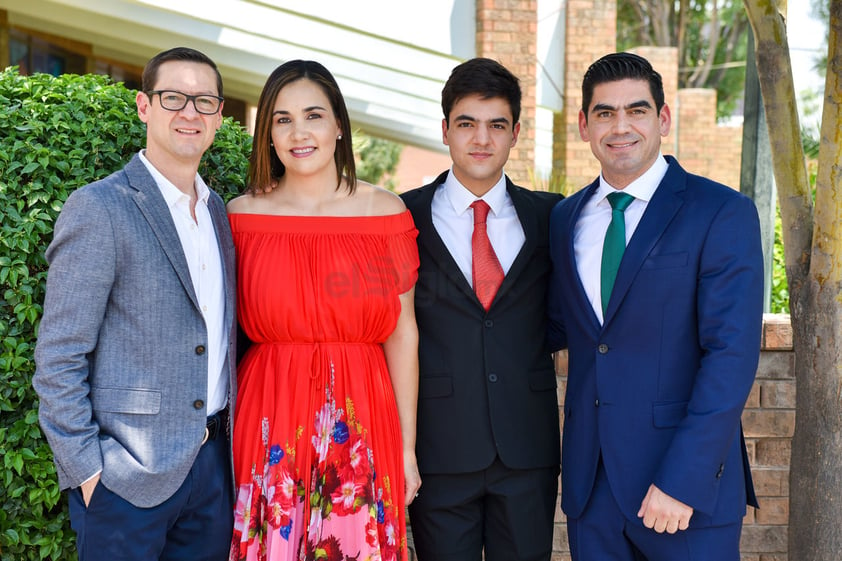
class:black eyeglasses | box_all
[146,90,224,115]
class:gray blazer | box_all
[33,154,237,508]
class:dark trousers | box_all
[409,456,559,561]
[68,435,233,561]
[567,459,742,561]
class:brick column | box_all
[561,0,617,190]
[741,314,793,559]
[633,45,744,188]
[631,46,678,157]
[674,88,743,188]
[475,0,537,186]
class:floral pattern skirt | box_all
[230,375,406,561]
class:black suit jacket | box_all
[402,171,562,474]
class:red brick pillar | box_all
[632,46,678,157]
[741,314,794,559]
[475,0,537,186]
[561,0,618,190]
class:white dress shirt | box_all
[574,154,669,324]
[139,150,228,415]
[431,169,525,288]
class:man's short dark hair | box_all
[142,47,223,97]
[441,58,521,126]
[581,52,664,119]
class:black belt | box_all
[202,407,228,445]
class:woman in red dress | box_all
[227,60,421,561]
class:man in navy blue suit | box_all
[547,52,763,561]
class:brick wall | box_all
[559,40,744,192]
[674,88,744,189]
[552,314,794,560]
[468,1,744,194]
[559,0,618,190]
[741,314,793,560]
[632,46,678,159]
[635,46,743,189]
[475,0,538,186]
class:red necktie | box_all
[470,200,504,311]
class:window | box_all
[9,29,85,76]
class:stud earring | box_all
[337,134,342,140]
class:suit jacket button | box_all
[484,320,493,328]
[595,399,600,407]
[195,345,206,355]
[598,344,609,354]
[193,399,204,410]
[716,464,725,478]
[488,373,498,382]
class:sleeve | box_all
[32,187,116,490]
[547,203,568,352]
[388,211,420,295]
[653,194,764,515]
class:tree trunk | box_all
[788,4,842,556]
[745,0,842,558]
[743,0,812,290]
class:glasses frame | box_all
[146,89,224,115]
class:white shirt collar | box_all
[441,168,508,216]
[597,153,669,204]
[138,150,210,208]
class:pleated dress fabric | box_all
[228,210,419,561]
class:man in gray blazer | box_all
[33,47,237,560]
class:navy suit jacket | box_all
[402,171,561,474]
[548,156,762,526]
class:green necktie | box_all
[601,191,635,316]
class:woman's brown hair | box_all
[246,60,356,194]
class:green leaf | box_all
[21,161,39,174]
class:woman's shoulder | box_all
[226,193,252,214]
[226,192,277,214]
[353,181,406,216]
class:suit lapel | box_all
[413,175,481,305]
[124,155,200,310]
[604,159,686,320]
[567,180,604,330]
[493,179,537,303]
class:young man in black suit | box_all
[401,57,562,561]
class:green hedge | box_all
[0,68,249,561]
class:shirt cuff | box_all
[80,470,102,487]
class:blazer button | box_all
[488,373,498,383]
[195,345,206,355]
[193,399,205,410]
[598,344,609,354]
[484,320,493,328]
[716,464,725,478]
[595,399,600,407]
